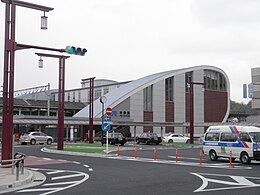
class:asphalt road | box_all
[7,143,260,195]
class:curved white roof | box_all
[74,65,230,120]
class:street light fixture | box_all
[38,56,43,68]
[41,11,48,30]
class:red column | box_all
[57,57,65,150]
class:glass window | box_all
[143,85,153,111]
[185,72,193,92]
[204,70,227,92]
[240,133,251,142]
[165,77,174,101]
[220,133,237,142]
[205,133,220,141]
[249,132,260,142]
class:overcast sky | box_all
[1,0,260,103]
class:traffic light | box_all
[65,46,87,56]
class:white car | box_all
[163,134,190,143]
[19,132,53,145]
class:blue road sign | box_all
[102,123,111,132]
[104,116,111,123]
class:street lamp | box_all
[41,11,48,30]
[1,0,53,162]
[38,56,43,68]
[100,96,107,139]
[188,82,205,144]
[36,52,70,150]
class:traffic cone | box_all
[134,146,138,159]
[230,150,233,168]
[154,147,157,160]
[176,148,178,163]
[117,145,120,157]
[200,149,202,166]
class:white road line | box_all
[43,181,78,186]
[108,156,251,170]
[52,173,85,180]
[47,170,65,175]
[88,168,93,171]
[42,158,52,160]
[83,164,89,168]
[73,161,81,164]
[17,188,60,192]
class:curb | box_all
[0,169,33,194]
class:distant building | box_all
[75,65,230,137]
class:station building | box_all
[74,65,230,137]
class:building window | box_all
[103,88,109,95]
[165,77,174,101]
[144,85,153,111]
[72,91,75,102]
[185,72,193,92]
[204,70,227,92]
[94,89,102,100]
[78,91,81,102]
[67,93,70,102]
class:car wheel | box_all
[186,139,190,143]
[30,139,36,145]
[121,143,124,146]
[209,150,218,161]
[168,139,173,143]
[240,152,251,164]
[47,139,52,145]
[137,141,140,144]
[145,140,150,145]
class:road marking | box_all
[191,172,260,192]
[51,173,85,180]
[107,156,252,169]
[17,168,89,195]
[89,168,93,171]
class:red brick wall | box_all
[204,91,228,122]
[185,91,228,123]
[143,111,153,132]
[165,101,174,133]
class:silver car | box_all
[19,132,53,145]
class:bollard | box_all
[229,150,233,168]
[134,146,138,159]
[154,147,157,161]
[16,161,19,181]
[117,145,120,157]
[200,149,202,166]
[176,148,178,163]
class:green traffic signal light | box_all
[65,46,87,56]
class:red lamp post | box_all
[35,53,70,150]
[1,0,53,162]
[82,77,95,143]
[188,82,204,144]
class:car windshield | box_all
[249,132,260,142]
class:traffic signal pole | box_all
[1,0,53,163]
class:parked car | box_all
[136,132,162,145]
[163,133,190,143]
[19,132,53,145]
[101,132,127,146]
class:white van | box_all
[203,125,260,164]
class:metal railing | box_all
[0,152,26,181]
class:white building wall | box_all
[130,90,144,136]
[193,69,205,137]
[153,80,165,135]
[174,74,186,134]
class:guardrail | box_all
[0,152,26,181]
